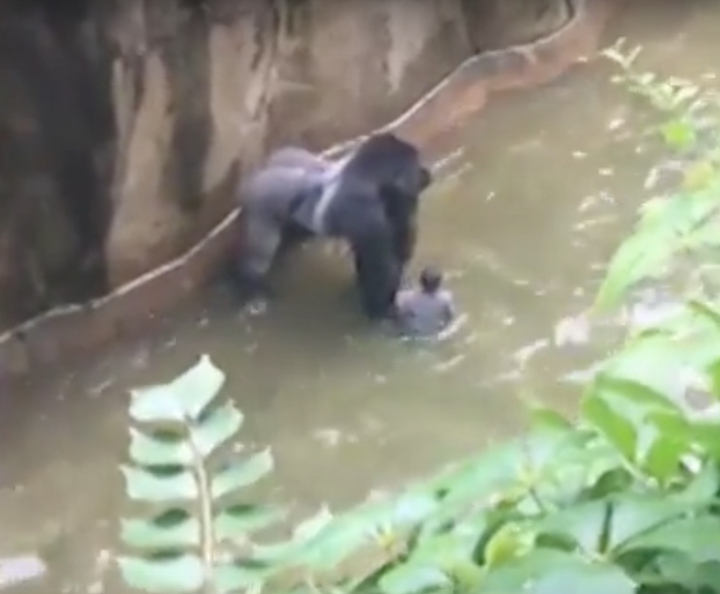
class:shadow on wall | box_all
[0,0,628,380]
[0,0,114,329]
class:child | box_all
[395,266,455,339]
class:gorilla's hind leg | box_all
[231,213,283,301]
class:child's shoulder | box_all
[396,288,418,306]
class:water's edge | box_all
[0,0,624,382]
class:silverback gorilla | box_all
[231,132,432,320]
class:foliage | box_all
[596,39,720,310]
[117,43,720,594]
[118,355,285,594]
[119,344,720,594]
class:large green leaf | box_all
[378,564,451,594]
[605,494,689,555]
[376,490,439,529]
[652,554,720,591]
[214,504,286,540]
[527,405,573,433]
[121,509,199,549]
[595,230,674,311]
[582,374,690,479]
[483,522,535,567]
[421,438,525,504]
[121,465,198,502]
[478,548,636,594]
[650,409,720,459]
[595,173,720,311]
[285,500,404,571]
[212,560,275,594]
[210,449,273,499]
[189,402,243,458]
[117,554,204,593]
[581,390,636,466]
[535,500,609,554]
[619,516,720,563]
[130,355,225,423]
[601,332,687,399]
[129,428,193,467]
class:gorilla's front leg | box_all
[351,234,402,321]
[392,213,417,267]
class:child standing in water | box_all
[395,265,456,339]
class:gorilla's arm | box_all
[347,205,403,319]
[391,210,417,266]
[383,164,431,266]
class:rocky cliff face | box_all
[0,0,574,331]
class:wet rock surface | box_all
[0,0,623,379]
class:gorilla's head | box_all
[350,132,432,205]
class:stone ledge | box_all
[0,0,624,382]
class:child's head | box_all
[419,266,443,294]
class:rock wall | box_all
[0,0,623,379]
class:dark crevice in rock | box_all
[155,1,212,213]
[0,0,114,327]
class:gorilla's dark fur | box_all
[232,132,432,319]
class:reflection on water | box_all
[1,1,718,591]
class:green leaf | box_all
[120,509,200,549]
[130,355,225,423]
[117,554,204,593]
[619,516,720,563]
[689,298,720,330]
[651,554,720,590]
[581,390,636,465]
[688,418,720,458]
[484,523,535,567]
[415,518,487,564]
[660,119,696,150]
[594,230,673,311]
[681,159,716,190]
[535,500,609,554]
[582,374,689,478]
[676,461,720,505]
[211,449,273,499]
[601,334,686,399]
[378,564,451,594]
[528,405,573,433]
[383,490,439,528]
[129,428,193,467]
[289,502,396,571]
[189,402,243,457]
[212,560,274,594]
[293,506,335,542]
[478,548,635,594]
[121,465,197,502]
[214,504,286,540]
[606,494,689,554]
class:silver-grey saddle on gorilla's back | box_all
[236,147,347,281]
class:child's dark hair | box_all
[419,265,443,293]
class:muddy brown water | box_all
[1,2,717,592]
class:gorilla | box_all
[231,132,432,320]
